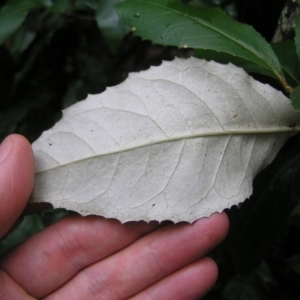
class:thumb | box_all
[0,134,34,238]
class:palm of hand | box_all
[0,135,228,299]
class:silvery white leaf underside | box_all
[31,57,300,223]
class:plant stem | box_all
[278,75,294,94]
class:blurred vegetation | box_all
[0,0,189,142]
[1,0,300,299]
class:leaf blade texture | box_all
[115,0,282,79]
[31,58,300,223]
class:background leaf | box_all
[193,49,277,78]
[95,0,129,53]
[272,41,300,88]
[49,0,72,13]
[116,0,283,79]
[221,261,276,300]
[293,6,300,61]
[225,135,300,274]
[74,0,98,10]
[0,0,43,46]
[291,84,300,110]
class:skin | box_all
[0,134,229,299]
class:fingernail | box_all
[0,138,13,164]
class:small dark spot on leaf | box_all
[49,143,52,146]
[289,122,296,130]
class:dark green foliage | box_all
[0,1,43,45]
[95,0,129,53]
[116,0,283,79]
[226,135,300,274]
[291,85,300,110]
[0,0,182,142]
[272,41,300,88]
[1,0,300,299]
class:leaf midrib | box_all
[35,127,299,174]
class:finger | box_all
[0,215,160,298]
[0,270,35,300]
[45,212,229,300]
[131,257,218,300]
[0,134,34,238]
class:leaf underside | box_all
[31,57,300,223]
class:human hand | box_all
[0,134,229,299]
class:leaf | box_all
[31,57,300,223]
[8,10,44,60]
[0,1,43,46]
[221,261,276,300]
[272,41,300,88]
[95,0,129,53]
[288,254,300,275]
[77,0,98,10]
[115,0,283,80]
[50,0,72,13]
[295,12,300,62]
[225,135,300,274]
[291,84,300,111]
